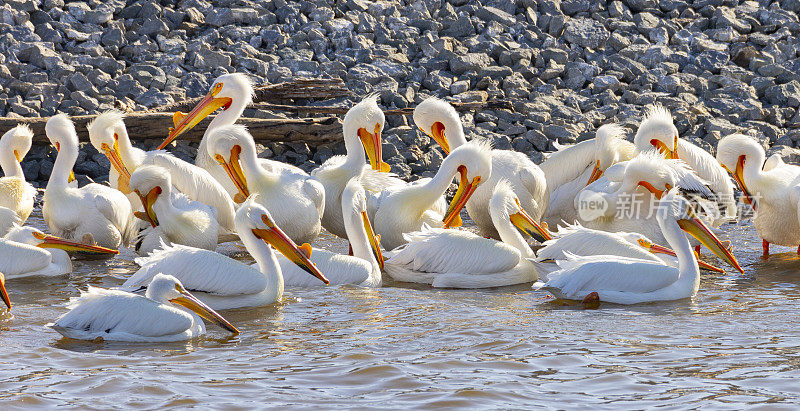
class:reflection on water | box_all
[1,211,800,407]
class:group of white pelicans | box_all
[0,73,795,342]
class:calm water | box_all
[2,208,800,409]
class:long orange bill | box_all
[722,155,756,211]
[157,90,232,149]
[359,124,390,172]
[677,213,743,273]
[508,200,551,243]
[443,166,481,228]
[641,240,724,273]
[0,273,10,310]
[587,160,604,185]
[429,121,450,155]
[170,285,239,334]
[252,215,329,285]
[33,232,118,255]
[362,210,384,270]
[134,186,161,227]
[215,146,249,203]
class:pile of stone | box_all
[1,0,800,187]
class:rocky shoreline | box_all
[2,0,800,188]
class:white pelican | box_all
[0,125,37,236]
[534,223,724,275]
[120,196,328,310]
[87,110,237,236]
[384,180,550,288]
[279,176,383,287]
[414,97,548,239]
[575,152,715,246]
[129,165,220,255]
[0,272,9,311]
[373,141,492,250]
[541,124,637,227]
[633,104,736,222]
[0,225,117,278]
[537,189,742,305]
[716,134,800,257]
[42,114,133,249]
[49,274,239,342]
[207,125,324,244]
[311,95,413,239]
[157,73,304,197]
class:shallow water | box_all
[2,209,800,408]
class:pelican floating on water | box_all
[129,165,220,255]
[207,125,324,244]
[158,73,304,196]
[49,274,239,342]
[120,196,328,310]
[87,110,237,236]
[385,180,550,288]
[716,134,800,257]
[541,124,636,227]
[373,141,492,250]
[0,125,37,236]
[414,97,548,239]
[0,225,117,278]
[633,105,736,223]
[537,189,742,305]
[311,95,410,239]
[42,114,133,249]
[279,176,383,287]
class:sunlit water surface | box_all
[1,208,799,408]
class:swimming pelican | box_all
[633,104,736,222]
[42,114,133,249]
[0,225,117,278]
[716,134,800,257]
[414,97,548,239]
[87,110,237,236]
[0,272,10,311]
[541,124,637,227]
[536,188,742,305]
[534,223,724,275]
[373,141,492,250]
[574,152,715,246]
[157,73,304,197]
[129,165,220,255]
[278,176,383,287]
[120,196,328,310]
[207,125,324,244]
[311,95,412,239]
[385,180,550,288]
[49,274,239,342]
[0,125,37,236]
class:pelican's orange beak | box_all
[359,123,390,172]
[0,272,10,310]
[34,231,118,255]
[252,214,329,285]
[214,145,249,203]
[677,208,743,273]
[158,83,232,149]
[587,160,604,185]
[509,198,552,243]
[651,137,677,159]
[637,239,724,272]
[362,210,384,270]
[425,121,450,155]
[443,165,481,228]
[637,181,672,200]
[722,155,756,211]
[101,134,132,193]
[134,186,161,227]
[170,283,239,334]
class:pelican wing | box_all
[125,243,266,295]
[544,254,679,296]
[0,239,52,277]
[676,140,733,197]
[540,139,596,195]
[84,183,133,243]
[360,167,405,193]
[386,228,521,275]
[52,287,192,337]
[0,207,22,237]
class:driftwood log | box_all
[250,100,513,115]
[1,113,343,145]
[150,78,351,113]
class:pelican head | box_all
[716,134,764,210]
[618,153,711,201]
[587,124,628,185]
[442,141,492,228]
[87,110,131,181]
[634,104,679,159]
[0,272,9,310]
[414,96,463,155]
[236,196,329,285]
[45,114,78,183]
[159,73,253,149]
[342,177,384,270]
[489,180,551,243]
[344,94,389,172]
[130,165,170,228]
[0,124,33,169]
[658,189,743,273]
[207,124,253,203]
[146,273,239,334]
[5,225,118,254]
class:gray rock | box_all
[450,53,493,75]
[564,18,609,49]
[476,6,516,26]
